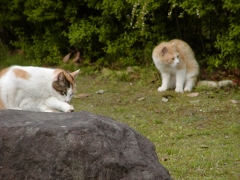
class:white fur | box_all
[0,66,78,112]
[153,56,187,93]
[184,71,197,92]
[175,69,186,93]
[172,56,180,67]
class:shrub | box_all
[0,0,239,69]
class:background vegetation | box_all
[0,0,240,69]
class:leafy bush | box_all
[168,0,240,69]
[0,0,239,69]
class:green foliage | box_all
[168,0,240,69]
[214,0,240,69]
[0,0,239,69]
[0,43,32,69]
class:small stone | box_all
[96,90,106,94]
[162,97,169,102]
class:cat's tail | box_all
[196,80,234,88]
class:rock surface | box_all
[0,110,172,180]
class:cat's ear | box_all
[52,72,66,91]
[70,69,80,80]
[161,47,168,56]
[57,72,66,86]
[58,72,64,80]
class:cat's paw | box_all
[63,104,74,113]
[44,110,54,112]
[158,86,167,92]
[175,87,184,93]
[184,86,193,92]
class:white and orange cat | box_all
[0,66,79,112]
[152,39,199,93]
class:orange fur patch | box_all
[13,68,31,80]
[152,39,198,70]
[0,68,9,78]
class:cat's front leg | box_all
[175,70,186,93]
[158,72,170,92]
[45,97,74,113]
[184,75,197,92]
[39,104,56,112]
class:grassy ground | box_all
[72,67,240,180]
[0,48,239,179]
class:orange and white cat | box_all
[152,39,199,93]
[0,66,79,112]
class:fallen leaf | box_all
[96,90,106,94]
[137,97,145,101]
[74,94,90,99]
[187,92,199,97]
[72,51,80,63]
[63,52,73,62]
[231,99,239,104]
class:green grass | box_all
[72,68,240,180]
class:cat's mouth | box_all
[172,60,179,67]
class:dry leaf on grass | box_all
[187,92,199,97]
[231,99,240,104]
[74,94,91,99]
[137,97,145,101]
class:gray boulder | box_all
[0,110,172,180]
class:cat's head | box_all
[153,42,180,67]
[52,69,80,103]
